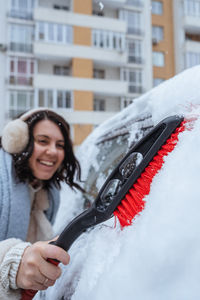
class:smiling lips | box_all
[39,160,55,167]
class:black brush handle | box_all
[21,207,103,300]
[53,206,106,251]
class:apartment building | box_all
[0,0,152,146]
[151,0,175,86]
[174,0,200,72]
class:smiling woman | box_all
[0,108,83,300]
[29,120,65,181]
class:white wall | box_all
[142,0,152,91]
[173,0,185,73]
[34,7,127,32]
[34,74,128,96]
[34,42,127,66]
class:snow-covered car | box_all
[36,65,200,300]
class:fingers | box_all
[43,278,56,287]
[16,240,70,291]
[41,243,70,266]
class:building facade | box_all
[0,0,152,146]
[151,0,175,86]
[0,0,199,146]
[173,0,200,73]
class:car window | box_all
[82,113,153,208]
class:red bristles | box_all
[114,120,186,228]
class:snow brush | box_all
[21,115,187,300]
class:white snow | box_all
[37,65,200,300]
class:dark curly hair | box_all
[10,110,83,191]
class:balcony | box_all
[185,39,200,52]
[93,0,126,9]
[34,7,126,33]
[9,42,33,53]
[9,76,33,86]
[57,110,116,126]
[34,74,128,96]
[8,9,33,20]
[34,42,127,66]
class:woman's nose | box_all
[46,143,57,155]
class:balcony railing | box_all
[92,29,125,52]
[128,56,143,64]
[126,0,143,7]
[9,42,33,53]
[9,9,33,20]
[127,28,143,36]
[9,76,33,86]
[185,51,200,68]
[128,85,143,94]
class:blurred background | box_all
[0,0,199,148]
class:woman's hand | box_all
[16,240,70,291]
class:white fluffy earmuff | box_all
[1,119,29,154]
[1,107,54,154]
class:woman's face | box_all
[29,119,65,180]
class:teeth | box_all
[40,160,54,166]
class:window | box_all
[127,39,142,64]
[184,0,200,17]
[122,69,143,94]
[48,23,54,41]
[94,99,105,111]
[93,69,105,79]
[36,22,73,44]
[38,89,72,109]
[9,57,35,86]
[152,26,164,43]
[53,65,70,76]
[9,90,34,118]
[57,91,71,108]
[119,10,142,35]
[53,4,69,11]
[10,24,34,52]
[92,29,125,52]
[121,97,134,109]
[185,52,200,68]
[185,33,200,42]
[10,0,34,19]
[92,9,104,16]
[153,51,165,67]
[57,24,63,42]
[151,1,163,15]
[65,25,73,43]
[126,0,143,7]
[38,22,45,41]
[153,78,164,87]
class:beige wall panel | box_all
[74,124,93,146]
[74,26,91,46]
[153,66,168,79]
[72,58,93,78]
[152,0,175,79]
[74,90,93,111]
[73,0,92,15]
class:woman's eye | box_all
[57,144,64,149]
[38,139,48,145]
